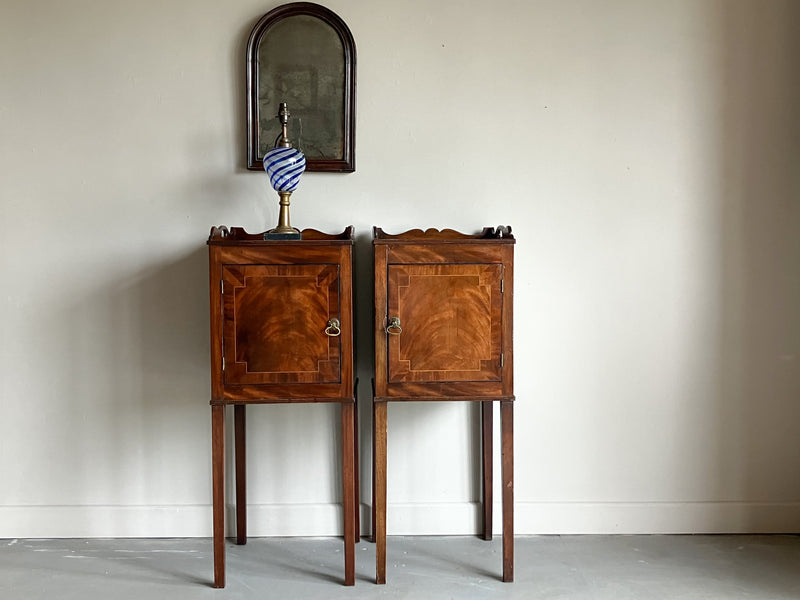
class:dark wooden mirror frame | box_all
[246,2,356,172]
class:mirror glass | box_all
[257,15,345,160]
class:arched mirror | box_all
[247,2,356,172]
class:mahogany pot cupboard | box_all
[207,226,358,588]
[371,226,515,584]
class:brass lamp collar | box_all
[270,191,299,235]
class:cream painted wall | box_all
[1,0,798,537]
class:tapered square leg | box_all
[373,400,387,584]
[371,394,377,543]
[234,405,246,545]
[501,400,514,582]
[481,401,493,541]
[341,402,356,586]
[353,386,360,542]
[211,404,226,588]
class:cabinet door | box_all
[222,264,341,385]
[387,263,503,383]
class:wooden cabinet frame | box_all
[207,226,358,588]
[371,226,515,584]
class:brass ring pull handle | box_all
[386,316,402,335]
[325,318,341,337]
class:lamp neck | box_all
[273,191,295,233]
[277,103,292,148]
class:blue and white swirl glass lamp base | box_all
[263,103,306,240]
[264,146,306,240]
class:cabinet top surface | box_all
[373,226,514,244]
[208,225,354,245]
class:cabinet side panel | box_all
[209,246,224,400]
[374,244,389,397]
[339,245,355,395]
[502,245,514,396]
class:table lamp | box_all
[263,102,306,240]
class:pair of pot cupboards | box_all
[207,225,515,588]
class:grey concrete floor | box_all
[1,535,799,599]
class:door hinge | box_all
[222,356,226,371]
[220,280,224,295]
[500,353,504,367]
[501,278,504,293]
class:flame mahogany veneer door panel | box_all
[222,263,341,386]
[387,263,503,383]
